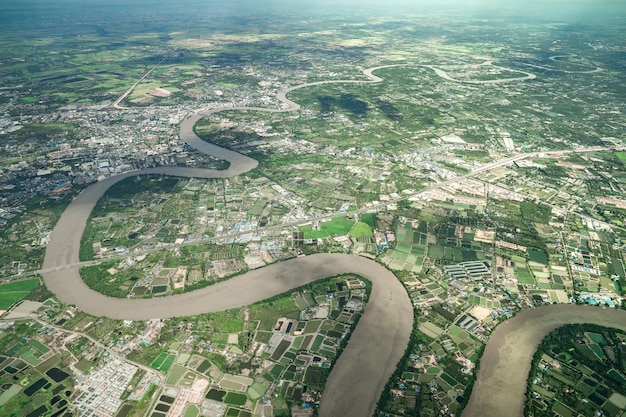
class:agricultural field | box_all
[384,221,429,272]
[119,274,370,415]
[151,353,176,373]
[527,324,626,417]
[0,278,39,310]
[1,2,625,417]
[0,325,74,417]
[299,216,355,239]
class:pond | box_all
[24,378,47,396]
[46,367,70,383]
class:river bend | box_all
[41,64,621,417]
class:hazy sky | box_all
[3,0,624,27]
[287,0,624,16]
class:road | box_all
[21,144,609,279]
[112,47,181,109]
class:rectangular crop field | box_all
[184,405,200,417]
[270,364,285,378]
[516,267,536,284]
[161,354,176,372]
[271,340,290,361]
[0,278,38,309]
[165,364,186,385]
[310,335,324,352]
[322,217,355,235]
[28,340,50,355]
[152,353,176,372]
[223,392,247,406]
[151,353,168,368]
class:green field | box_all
[516,267,536,284]
[291,336,304,349]
[151,352,168,368]
[585,332,607,344]
[608,369,626,384]
[0,279,38,309]
[161,355,176,372]
[184,405,200,417]
[28,340,50,355]
[615,151,626,162]
[310,335,324,352]
[348,221,374,238]
[165,364,187,385]
[299,226,328,239]
[300,216,355,239]
[249,297,298,331]
[588,343,605,359]
[528,249,549,265]
[151,353,176,372]
[360,213,376,228]
[223,392,247,406]
[427,366,440,375]
[270,364,285,378]
[21,350,42,366]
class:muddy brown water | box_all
[462,304,626,417]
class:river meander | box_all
[40,65,624,417]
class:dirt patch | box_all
[469,305,491,322]
[152,87,172,97]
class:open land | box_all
[1,2,625,417]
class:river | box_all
[40,64,623,417]
[462,305,626,417]
[41,66,414,417]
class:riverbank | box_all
[462,305,626,417]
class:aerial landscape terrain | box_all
[0,0,625,416]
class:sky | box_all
[285,0,625,18]
[3,0,624,26]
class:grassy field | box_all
[615,151,626,162]
[0,278,38,309]
[151,352,168,368]
[184,405,200,417]
[151,352,177,372]
[516,267,536,285]
[223,392,247,406]
[349,221,374,238]
[249,297,298,331]
[161,354,176,372]
[300,216,355,239]
[165,364,187,384]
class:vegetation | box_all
[348,221,374,238]
[526,324,626,417]
[1,3,625,417]
[0,278,39,309]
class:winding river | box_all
[462,305,626,417]
[41,65,623,417]
[43,66,414,417]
